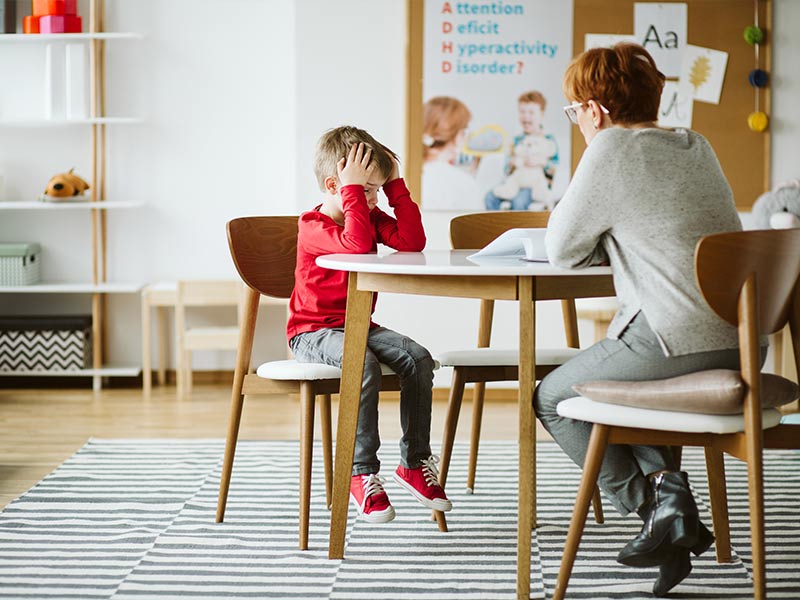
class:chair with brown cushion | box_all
[218,216,423,549]
[436,211,603,524]
[553,228,800,600]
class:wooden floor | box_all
[0,383,551,509]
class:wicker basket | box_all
[0,243,41,285]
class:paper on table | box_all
[467,228,549,262]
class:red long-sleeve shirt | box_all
[286,178,426,340]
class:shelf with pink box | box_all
[0,32,142,42]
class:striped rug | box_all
[0,439,798,599]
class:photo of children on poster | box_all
[422,0,573,212]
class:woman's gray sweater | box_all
[545,127,741,356]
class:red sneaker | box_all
[392,455,452,512]
[350,474,395,523]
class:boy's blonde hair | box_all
[314,126,398,191]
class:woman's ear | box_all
[324,176,338,195]
[587,100,608,130]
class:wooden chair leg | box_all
[156,306,169,386]
[590,488,604,524]
[439,367,467,489]
[141,296,152,397]
[216,285,258,524]
[671,445,684,470]
[184,350,193,399]
[433,367,467,532]
[175,340,184,399]
[770,331,784,377]
[554,424,610,600]
[467,380,486,493]
[704,446,732,562]
[299,382,315,550]
[216,382,245,523]
[745,442,767,600]
[320,393,333,510]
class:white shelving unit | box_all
[0,201,142,210]
[0,3,142,390]
[0,282,142,294]
[0,32,142,42]
[0,117,142,126]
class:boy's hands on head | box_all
[337,143,375,188]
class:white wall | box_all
[2,0,799,383]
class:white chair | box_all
[553,228,800,600]
[436,211,604,525]
[174,279,243,399]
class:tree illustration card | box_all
[679,44,728,104]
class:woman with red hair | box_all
[536,43,749,595]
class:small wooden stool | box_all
[575,297,618,343]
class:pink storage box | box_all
[39,14,82,33]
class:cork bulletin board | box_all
[572,0,772,209]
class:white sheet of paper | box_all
[634,3,687,78]
[584,33,636,51]
[658,80,693,128]
[467,228,548,262]
[679,44,729,104]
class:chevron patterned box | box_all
[0,316,92,372]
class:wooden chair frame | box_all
[554,229,800,600]
[438,211,603,525]
[216,216,408,549]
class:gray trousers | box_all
[289,326,435,476]
[534,311,748,516]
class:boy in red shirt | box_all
[287,126,452,523]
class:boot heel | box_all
[690,521,714,556]
[669,516,698,548]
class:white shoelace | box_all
[358,473,387,510]
[420,455,442,487]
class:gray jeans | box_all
[534,311,754,516]
[289,326,435,476]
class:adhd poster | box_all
[422,0,573,212]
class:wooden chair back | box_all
[227,216,299,299]
[450,211,550,250]
[696,229,800,336]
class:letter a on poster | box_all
[634,3,687,78]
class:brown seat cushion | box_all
[572,369,799,415]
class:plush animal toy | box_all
[42,168,90,200]
[491,134,557,204]
[751,179,800,229]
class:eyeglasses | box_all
[563,101,610,124]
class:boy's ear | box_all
[323,176,338,195]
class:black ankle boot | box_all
[617,471,700,568]
[653,547,692,596]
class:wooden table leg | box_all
[517,276,535,599]
[329,274,373,560]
